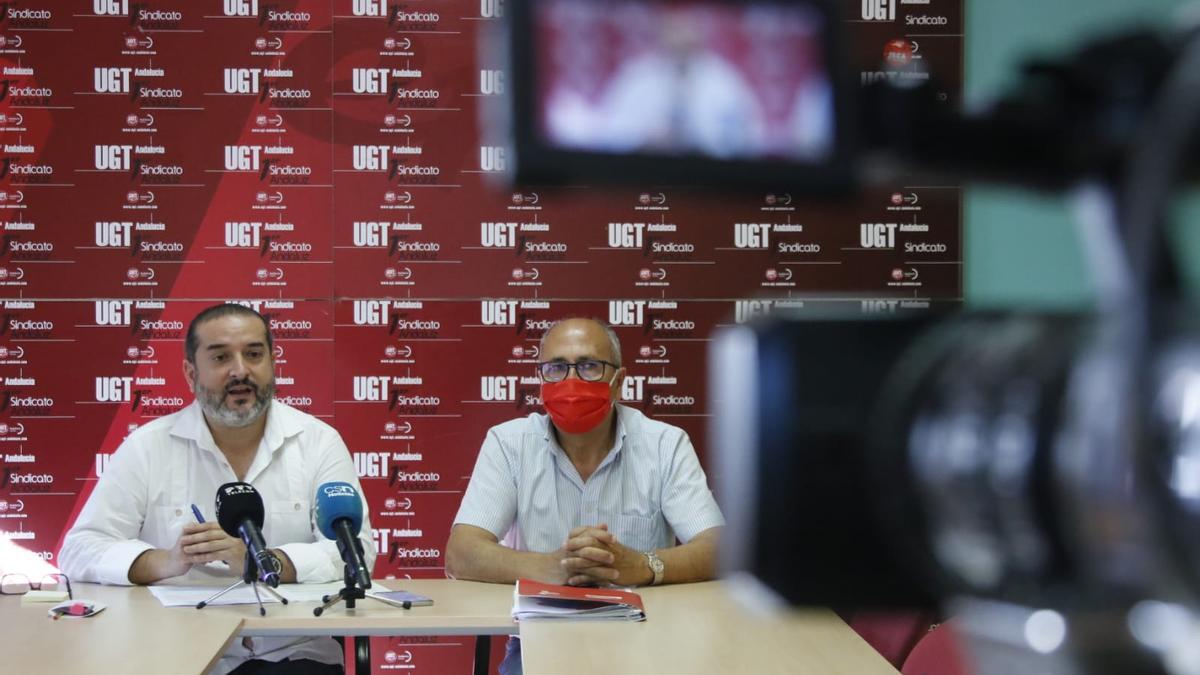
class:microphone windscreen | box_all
[315,481,363,540]
[215,482,265,537]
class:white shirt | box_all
[597,52,765,159]
[60,400,375,674]
[454,404,724,554]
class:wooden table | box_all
[239,578,518,675]
[519,581,901,675]
[0,579,898,675]
[0,583,242,675]
[229,578,517,637]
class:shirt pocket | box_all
[608,513,660,553]
[264,499,311,546]
[146,503,190,549]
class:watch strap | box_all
[643,550,664,586]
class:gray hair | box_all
[539,317,622,367]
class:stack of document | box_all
[512,578,646,621]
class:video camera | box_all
[501,1,1200,674]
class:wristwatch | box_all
[643,550,665,586]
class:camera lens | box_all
[716,310,1200,611]
[882,315,1084,603]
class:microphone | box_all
[315,481,372,590]
[215,482,281,587]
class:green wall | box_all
[964,0,1191,307]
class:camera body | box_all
[715,309,1200,605]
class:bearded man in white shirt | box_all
[61,303,373,675]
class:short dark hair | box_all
[185,303,274,364]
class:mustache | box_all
[225,378,259,394]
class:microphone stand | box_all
[312,561,385,616]
[312,559,385,675]
[310,530,387,675]
[196,550,289,616]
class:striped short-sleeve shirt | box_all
[453,404,724,554]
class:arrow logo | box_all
[780,268,793,281]
[652,268,667,280]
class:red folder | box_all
[512,578,647,621]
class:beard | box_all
[195,376,275,428]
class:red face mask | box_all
[541,378,613,434]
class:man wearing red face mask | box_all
[446,317,724,592]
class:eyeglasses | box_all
[537,359,619,383]
[0,572,72,599]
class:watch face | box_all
[646,552,664,583]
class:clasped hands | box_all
[557,524,651,587]
[165,522,248,577]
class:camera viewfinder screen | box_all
[533,0,834,162]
